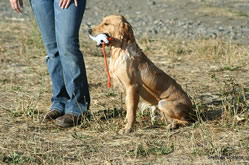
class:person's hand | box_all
[9,0,23,13]
[59,0,78,9]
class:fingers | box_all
[74,0,78,7]
[19,0,23,8]
[59,0,78,9]
[65,0,71,9]
[9,0,22,13]
[59,0,67,9]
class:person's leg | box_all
[54,0,90,117]
[30,0,69,114]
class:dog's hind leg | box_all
[157,99,190,129]
[139,102,159,125]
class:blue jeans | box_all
[30,0,90,116]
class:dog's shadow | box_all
[195,88,249,122]
[85,108,125,121]
[198,109,223,122]
[193,97,243,122]
[193,98,223,122]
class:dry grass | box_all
[0,21,248,164]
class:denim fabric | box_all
[30,0,90,116]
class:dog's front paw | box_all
[118,128,132,134]
[166,123,179,130]
[118,125,133,134]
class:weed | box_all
[192,149,204,156]
[106,90,118,97]
[150,145,174,155]
[72,132,90,140]
[3,152,34,164]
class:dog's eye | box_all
[104,23,109,26]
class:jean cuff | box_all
[50,102,65,114]
[65,103,87,116]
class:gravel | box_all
[1,0,249,44]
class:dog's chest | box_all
[109,51,135,89]
[111,51,131,67]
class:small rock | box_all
[218,27,224,31]
[148,0,156,5]
[210,32,217,38]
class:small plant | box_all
[128,143,149,157]
[192,149,204,156]
[150,145,174,155]
[106,91,117,97]
[3,152,31,164]
[128,141,174,158]
[72,132,90,140]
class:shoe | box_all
[43,110,63,122]
[56,114,82,128]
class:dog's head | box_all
[89,15,135,47]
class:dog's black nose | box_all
[88,29,92,34]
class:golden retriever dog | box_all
[89,15,195,134]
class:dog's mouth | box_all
[88,30,112,47]
[103,33,111,38]
[88,29,111,38]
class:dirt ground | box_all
[0,0,249,164]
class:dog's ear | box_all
[119,21,134,42]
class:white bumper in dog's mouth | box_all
[88,33,110,47]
